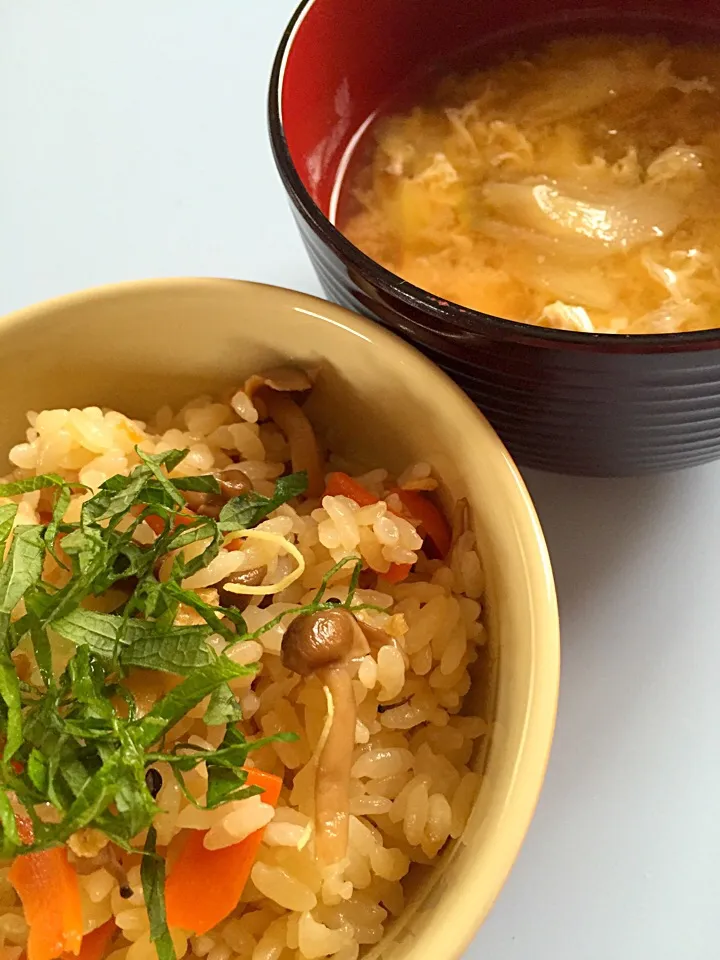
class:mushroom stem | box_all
[259,389,324,498]
[450,498,469,550]
[85,843,130,892]
[280,608,368,866]
[314,665,355,865]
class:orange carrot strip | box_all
[390,488,452,559]
[0,738,26,776]
[324,472,379,507]
[383,563,413,584]
[143,513,165,536]
[173,511,198,528]
[165,768,282,935]
[64,921,115,960]
[142,508,197,536]
[9,825,83,960]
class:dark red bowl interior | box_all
[276,0,720,352]
[281,0,714,209]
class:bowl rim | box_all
[0,275,560,955]
[268,0,720,354]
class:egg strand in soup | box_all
[341,35,720,334]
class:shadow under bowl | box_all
[268,0,720,476]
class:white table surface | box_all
[2,3,719,958]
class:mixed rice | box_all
[0,369,487,960]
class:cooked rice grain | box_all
[1,388,490,960]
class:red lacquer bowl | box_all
[269,0,720,476]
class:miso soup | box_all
[340,36,720,334]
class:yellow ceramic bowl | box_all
[0,278,559,959]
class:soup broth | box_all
[340,35,720,335]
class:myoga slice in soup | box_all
[340,35,720,334]
[0,368,487,960]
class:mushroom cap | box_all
[244,366,314,401]
[217,467,253,500]
[219,565,267,611]
[281,608,356,676]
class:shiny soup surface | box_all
[340,36,720,335]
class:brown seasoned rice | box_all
[0,382,487,960]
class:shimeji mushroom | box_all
[182,467,255,518]
[281,608,370,865]
[219,565,268,611]
[245,367,324,498]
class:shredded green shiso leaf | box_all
[0,449,294,854]
[0,447,383,958]
[0,450,376,854]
